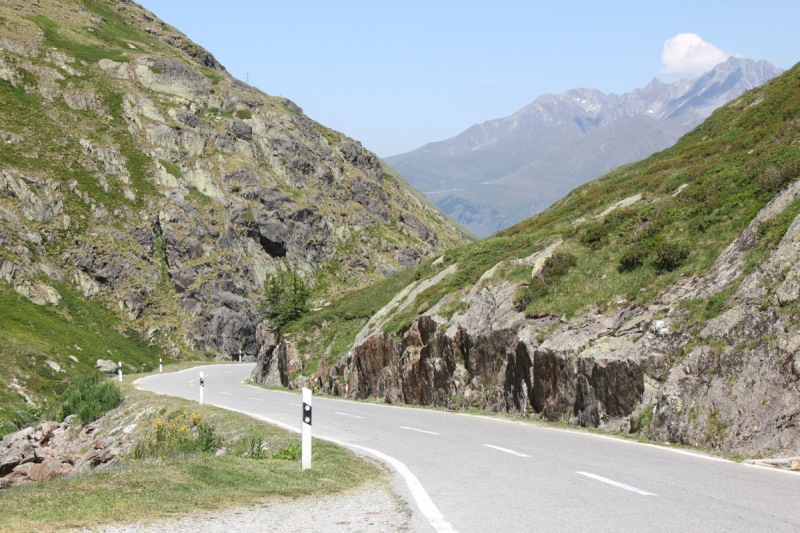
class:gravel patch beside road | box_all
[72,482,412,533]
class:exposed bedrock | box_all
[299,312,663,427]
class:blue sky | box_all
[138,0,800,157]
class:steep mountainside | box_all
[257,62,800,457]
[387,57,783,237]
[0,0,471,432]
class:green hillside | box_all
[293,62,799,337]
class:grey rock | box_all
[228,120,253,141]
[95,359,117,373]
[395,248,421,269]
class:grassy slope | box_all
[0,283,163,434]
[286,62,800,373]
[0,377,383,532]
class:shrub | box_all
[631,404,654,434]
[245,436,269,460]
[272,443,301,460]
[541,252,578,278]
[235,109,253,120]
[514,253,577,309]
[514,278,548,309]
[618,246,647,272]
[56,376,121,423]
[653,241,690,271]
[132,409,221,459]
[579,223,608,249]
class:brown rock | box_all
[29,459,69,482]
[0,439,35,477]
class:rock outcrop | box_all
[0,417,134,488]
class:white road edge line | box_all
[335,412,364,419]
[576,471,656,496]
[400,426,439,435]
[207,404,457,533]
[483,444,530,457]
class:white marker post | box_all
[302,387,312,470]
[238,351,241,362]
[199,371,205,405]
[118,361,122,382]
[159,358,162,373]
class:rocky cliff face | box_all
[0,0,470,417]
[254,64,800,457]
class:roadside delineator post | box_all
[302,387,312,470]
[159,358,162,373]
[199,371,205,405]
[118,361,122,382]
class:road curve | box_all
[137,364,800,533]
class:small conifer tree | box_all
[263,270,311,329]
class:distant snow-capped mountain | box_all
[386,57,783,237]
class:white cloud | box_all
[659,33,730,78]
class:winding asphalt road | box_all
[137,364,800,532]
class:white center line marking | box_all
[288,403,301,407]
[576,472,656,496]
[219,392,233,396]
[248,397,265,402]
[400,426,440,435]
[335,412,364,419]
[224,371,233,374]
[484,444,530,457]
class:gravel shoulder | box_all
[71,481,412,533]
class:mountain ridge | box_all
[386,57,783,237]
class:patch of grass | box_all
[707,409,730,445]
[321,129,341,145]
[235,109,252,120]
[29,15,131,63]
[158,159,181,179]
[187,186,213,206]
[632,404,654,434]
[197,65,224,85]
[680,284,738,323]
